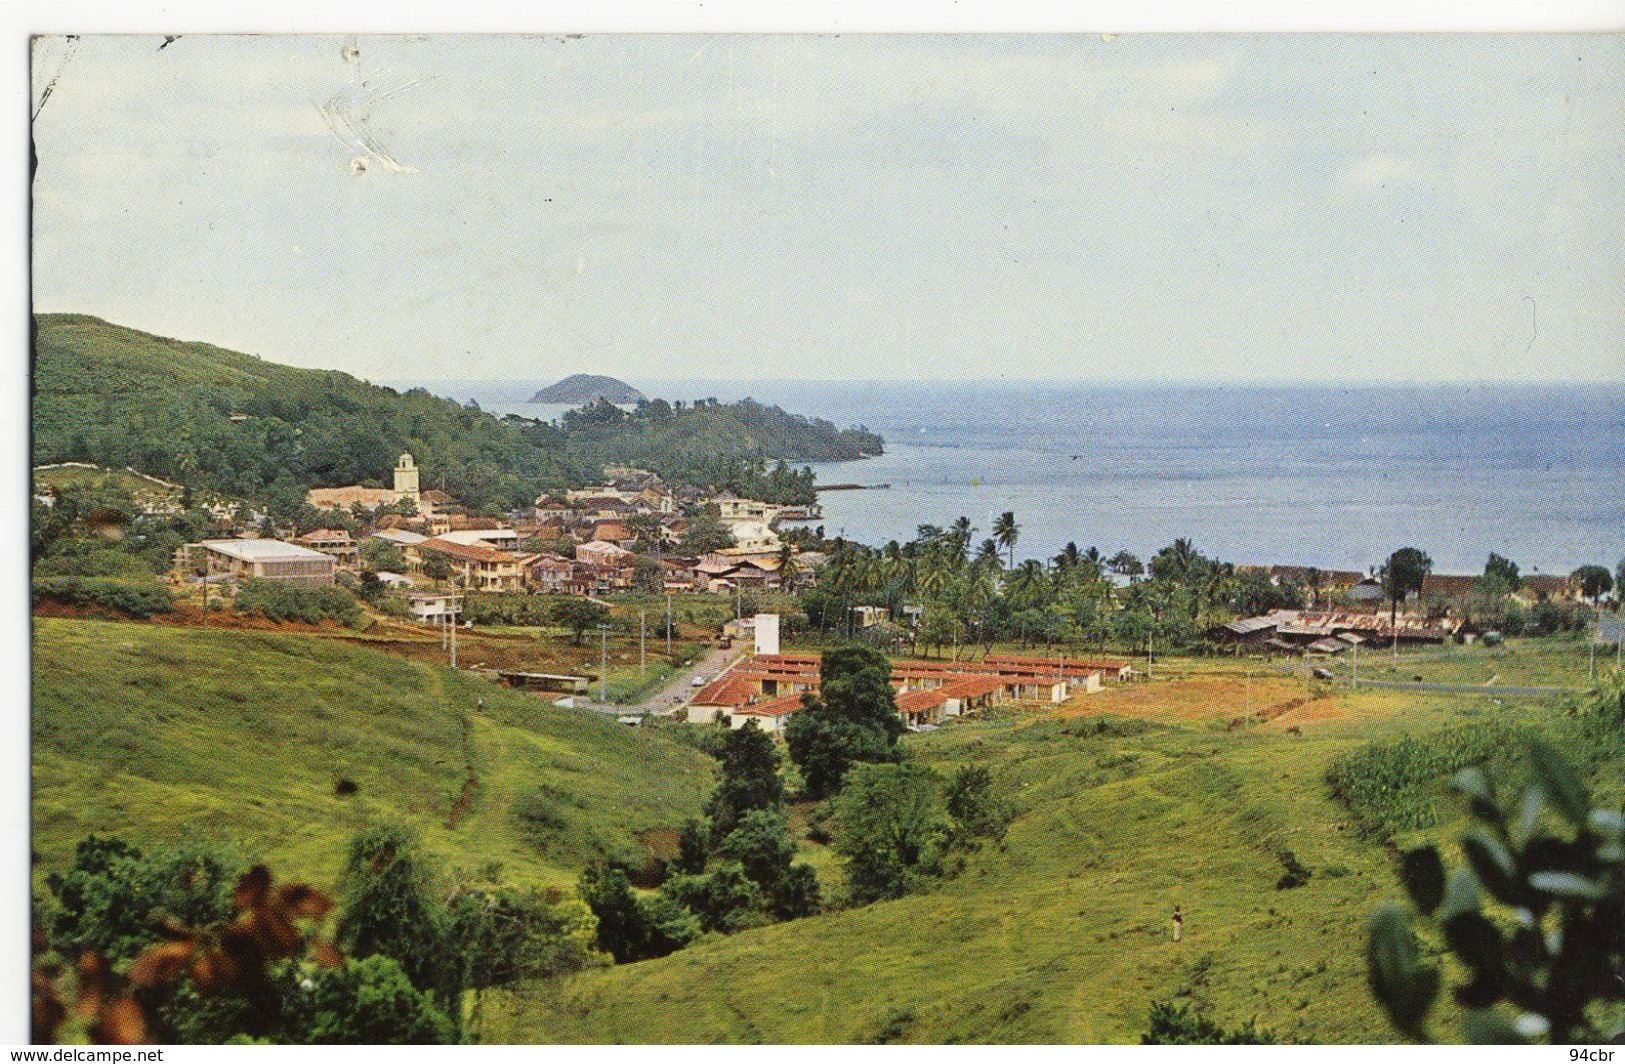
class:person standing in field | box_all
[1172,905,1184,943]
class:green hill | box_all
[531,374,645,404]
[32,314,882,515]
[484,679,1622,1044]
[32,617,716,889]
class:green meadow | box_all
[31,617,716,889]
[484,672,1621,1044]
[31,616,1621,1043]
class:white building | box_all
[433,528,521,553]
[409,592,462,624]
[371,528,428,547]
[754,612,780,656]
[196,539,336,587]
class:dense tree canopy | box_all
[33,315,882,516]
[784,646,904,799]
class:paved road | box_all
[584,643,742,718]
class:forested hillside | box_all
[32,314,882,515]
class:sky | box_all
[29,33,1625,385]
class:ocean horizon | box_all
[393,379,1625,577]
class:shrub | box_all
[44,835,237,965]
[512,786,571,844]
[1367,739,1625,1044]
[660,861,767,934]
[31,576,174,618]
[33,547,156,580]
[576,862,699,963]
[831,762,952,904]
[303,955,453,1045]
[442,886,601,993]
[1275,849,1312,890]
[1142,1000,1276,1044]
[234,580,362,628]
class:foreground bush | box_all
[1368,737,1624,1043]
[1141,1000,1276,1044]
[31,576,173,618]
[234,580,362,628]
[302,955,453,1045]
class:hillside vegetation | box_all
[32,314,881,515]
[485,670,1622,1044]
[531,374,645,404]
[32,618,716,889]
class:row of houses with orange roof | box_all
[685,649,1132,733]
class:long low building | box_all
[687,650,1109,732]
[194,538,337,587]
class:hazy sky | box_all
[30,33,1625,384]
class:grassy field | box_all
[1322,636,1604,689]
[33,617,1620,1043]
[32,617,716,890]
[483,659,1621,1044]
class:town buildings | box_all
[189,538,337,587]
[417,537,530,592]
[292,528,358,568]
[685,644,1128,732]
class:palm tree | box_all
[1054,541,1081,571]
[917,554,954,599]
[1009,559,1049,608]
[776,543,798,591]
[975,537,1002,568]
[993,511,1021,569]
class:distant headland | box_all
[530,374,646,404]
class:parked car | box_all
[691,675,708,687]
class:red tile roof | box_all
[733,694,804,717]
[421,537,516,564]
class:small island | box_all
[530,374,646,404]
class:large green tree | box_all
[333,824,450,1006]
[1380,547,1433,629]
[831,762,953,904]
[784,646,904,799]
[1481,553,1521,594]
[551,596,610,647]
[1572,564,1614,605]
[576,862,698,964]
[706,720,785,838]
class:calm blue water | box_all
[391,379,1624,575]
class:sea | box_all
[390,379,1624,577]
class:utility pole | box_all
[640,609,647,681]
[599,624,609,704]
[665,593,673,658]
[449,599,458,670]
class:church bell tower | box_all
[393,453,421,505]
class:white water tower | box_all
[753,612,780,656]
